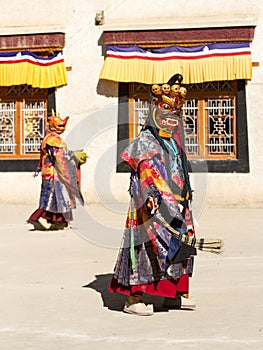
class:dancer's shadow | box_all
[83,273,126,311]
[83,273,168,312]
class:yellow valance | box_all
[0,51,67,88]
[99,43,252,84]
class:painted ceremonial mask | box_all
[48,113,69,134]
[150,73,187,135]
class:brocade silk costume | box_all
[40,130,83,212]
[28,114,87,230]
[110,128,197,299]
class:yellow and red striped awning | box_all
[99,42,252,84]
[0,51,67,88]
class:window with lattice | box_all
[0,85,48,160]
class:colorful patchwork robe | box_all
[110,130,197,296]
[36,130,83,220]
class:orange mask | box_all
[48,115,69,134]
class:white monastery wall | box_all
[0,0,262,207]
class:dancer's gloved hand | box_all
[74,150,89,165]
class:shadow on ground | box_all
[83,273,126,311]
[83,273,169,313]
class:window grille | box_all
[21,101,46,154]
[0,102,16,153]
[182,99,199,156]
[0,85,48,159]
[205,98,235,156]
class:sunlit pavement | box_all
[0,203,262,350]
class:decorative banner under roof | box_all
[99,42,252,84]
[0,51,67,88]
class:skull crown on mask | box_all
[149,73,188,135]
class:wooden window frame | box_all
[0,89,48,160]
[0,87,56,172]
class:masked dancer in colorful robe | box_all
[110,74,198,316]
[28,112,88,231]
